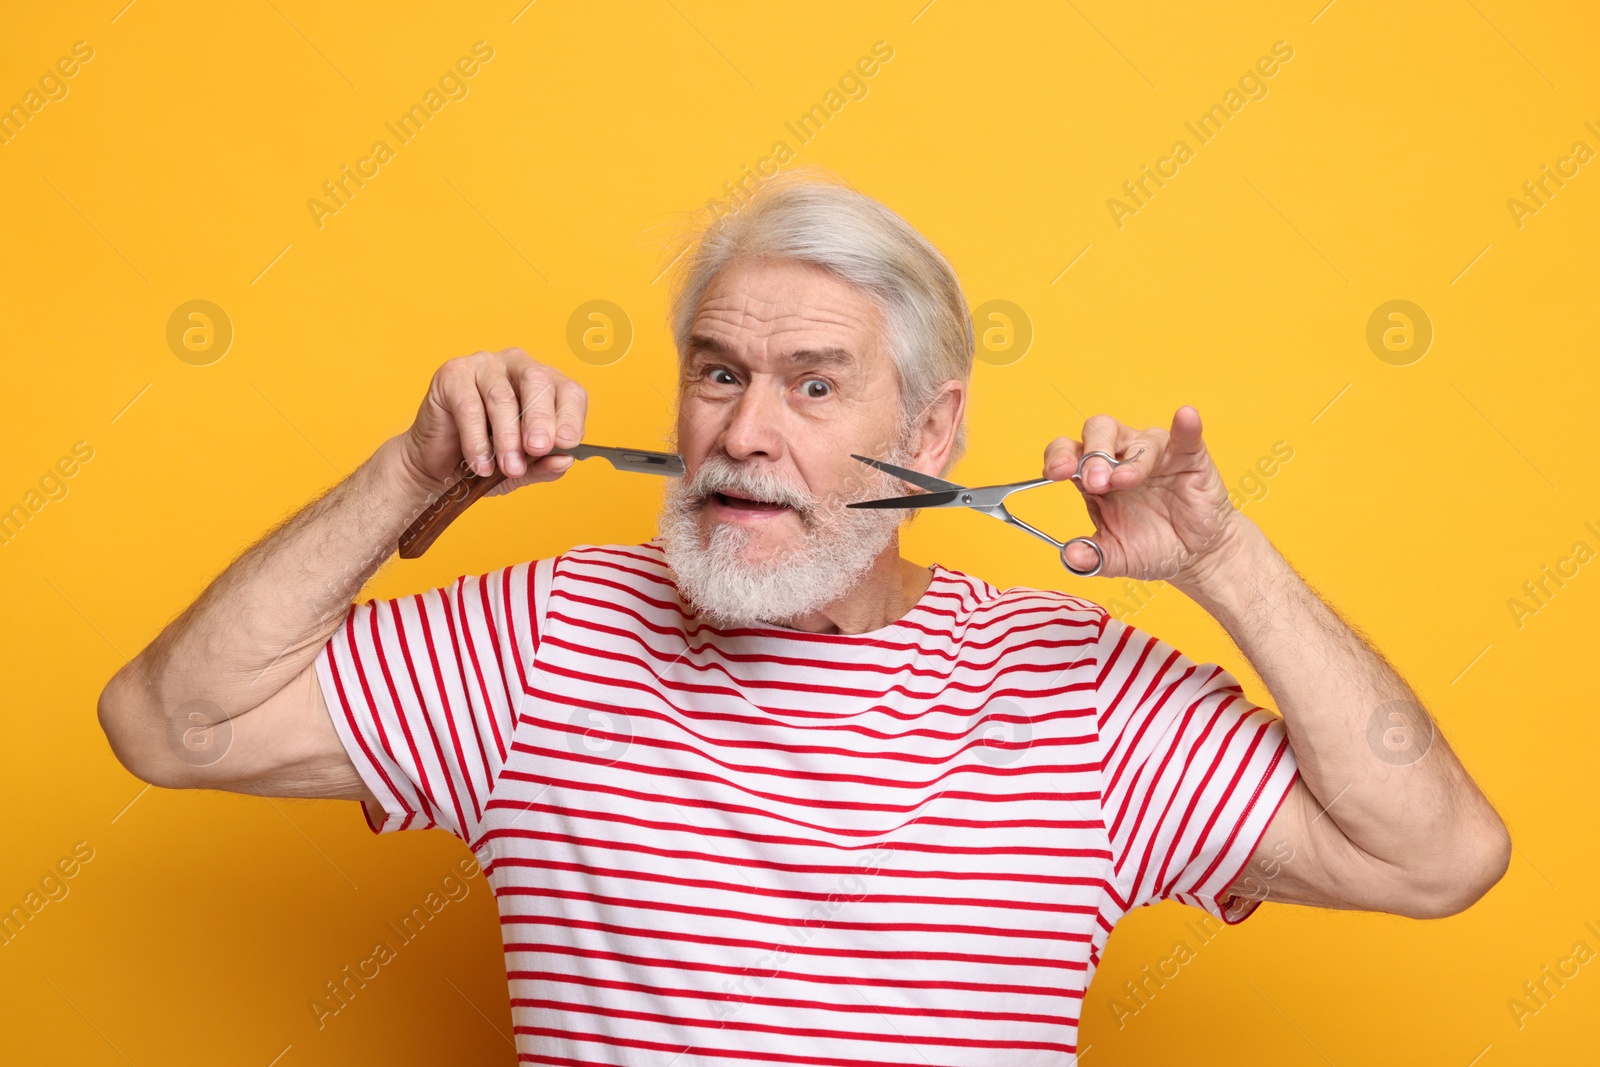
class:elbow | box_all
[96,665,143,775]
[97,664,193,791]
[1399,815,1512,920]
[1456,818,1514,912]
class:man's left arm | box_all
[1175,516,1510,918]
[1051,405,1510,920]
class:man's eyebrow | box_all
[686,334,733,358]
[686,335,859,369]
[782,347,857,368]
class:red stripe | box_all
[497,766,1097,819]
[525,698,1091,745]
[1096,613,1158,732]
[538,624,1099,706]
[1145,700,1259,897]
[502,924,1086,977]
[512,727,1101,795]
[511,999,1076,1053]
[1208,752,1297,924]
[528,686,1097,762]
[351,605,438,826]
[557,548,1092,655]
[549,587,1094,677]
[480,796,1111,860]
[320,615,414,824]
[535,652,1095,727]
[562,701,1089,743]
[385,596,471,836]
[534,699,1098,766]
[488,856,1098,916]
[1111,675,1220,876]
[477,827,1103,886]
[1180,721,1282,894]
[510,1026,981,1067]
[444,577,494,816]
[505,561,533,700]
[451,574,498,769]
[1123,698,1241,896]
[511,1026,1074,1065]
[1103,654,1196,821]
[500,766,1101,838]
[479,567,512,759]
[512,972,1069,1025]
[496,886,1090,942]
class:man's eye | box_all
[709,368,736,385]
[801,379,831,398]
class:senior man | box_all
[100,174,1507,1063]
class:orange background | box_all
[2,1,1596,1063]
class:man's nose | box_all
[717,382,786,463]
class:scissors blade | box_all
[941,477,1056,508]
[849,454,961,493]
[846,489,966,510]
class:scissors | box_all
[845,447,1144,578]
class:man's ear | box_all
[910,379,965,477]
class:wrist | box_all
[1172,513,1272,608]
[373,433,454,506]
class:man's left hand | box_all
[1043,405,1248,585]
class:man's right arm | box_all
[96,349,588,801]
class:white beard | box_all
[657,442,916,630]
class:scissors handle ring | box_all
[1060,536,1104,578]
[1059,447,1141,577]
[1069,448,1142,481]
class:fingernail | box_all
[530,431,550,450]
[503,451,525,477]
[555,424,577,446]
[1090,468,1108,489]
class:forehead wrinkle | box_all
[685,267,890,389]
[692,299,874,339]
[695,274,882,325]
[690,323,874,374]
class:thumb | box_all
[485,453,575,496]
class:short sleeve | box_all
[1095,610,1299,925]
[313,556,553,842]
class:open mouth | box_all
[711,491,792,513]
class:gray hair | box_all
[666,170,974,474]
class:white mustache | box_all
[691,458,815,511]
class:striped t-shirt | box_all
[315,538,1299,1065]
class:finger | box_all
[496,347,543,454]
[1100,427,1164,488]
[1169,404,1205,458]
[1042,435,1085,482]
[1061,538,1109,576]
[1074,413,1126,493]
[532,451,576,478]
[485,451,575,496]
[477,359,528,478]
[551,377,589,449]
[445,359,496,477]
[515,361,560,457]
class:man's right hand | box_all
[400,348,590,497]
